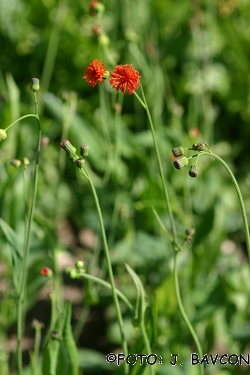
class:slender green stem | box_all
[40,0,68,111]
[16,93,41,375]
[5,114,37,131]
[31,325,42,375]
[79,273,134,312]
[151,207,182,252]
[73,306,90,342]
[134,86,177,241]
[174,253,204,375]
[134,87,203,372]
[78,166,129,375]
[139,321,155,375]
[202,151,250,261]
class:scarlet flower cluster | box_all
[83,59,140,95]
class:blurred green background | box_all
[1,0,250,374]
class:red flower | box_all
[40,267,51,277]
[109,64,140,95]
[89,0,99,16]
[83,59,107,87]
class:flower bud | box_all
[76,158,85,168]
[89,1,105,16]
[98,34,110,46]
[31,319,44,330]
[185,236,193,243]
[40,267,53,277]
[80,145,89,158]
[197,142,206,151]
[66,267,78,279]
[60,140,79,163]
[189,164,198,178]
[30,78,40,92]
[172,146,184,157]
[185,227,195,236]
[192,142,207,151]
[173,156,189,170]
[10,159,21,168]
[51,331,59,340]
[75,260,84,270]
[0,129,7,141]
[22,157,30,167]
[92,25,103,36]
[41,136,49,149]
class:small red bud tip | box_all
[60,140,69,148]
[89,0,105,16]
[51,331,59,339]
[80,145,89,157]
[76,158,85,168]
[40,267,51,276]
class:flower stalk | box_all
[201,151,250,261]
[15,86,41,375]
[76,163,129,373]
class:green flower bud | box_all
[189,164,199,178]
[185,235,193,243]
[103,70,110,79]
[22,157,30,167]
[10,159,21,168]
[98,34,110,46]
[197,142,206,151]
[80,145,89,158]
[185,227,195,236]
[60,140,79,163]
[76,158,85,168]
[172,146,184,157]
[51,331,59,340]
[30,78,40,92]
[173,156,189,170]
[31,319,44,330]
[192,142,208,152]
[89,1,105,16]
[75,260,84,270]
[0,129,7,141]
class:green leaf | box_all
[125,263,147,326]
[0,218,22,290]
[42,301,79,375]
[56,301,79,375]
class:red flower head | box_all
[83,59,107,87]
[89,0,99,16]
[109,64,140,95]
[40,267,52,277]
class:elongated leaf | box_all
[0,218,22,290]
[125,263,147,326]
[56,301,79,375]
[42,301,79,375]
